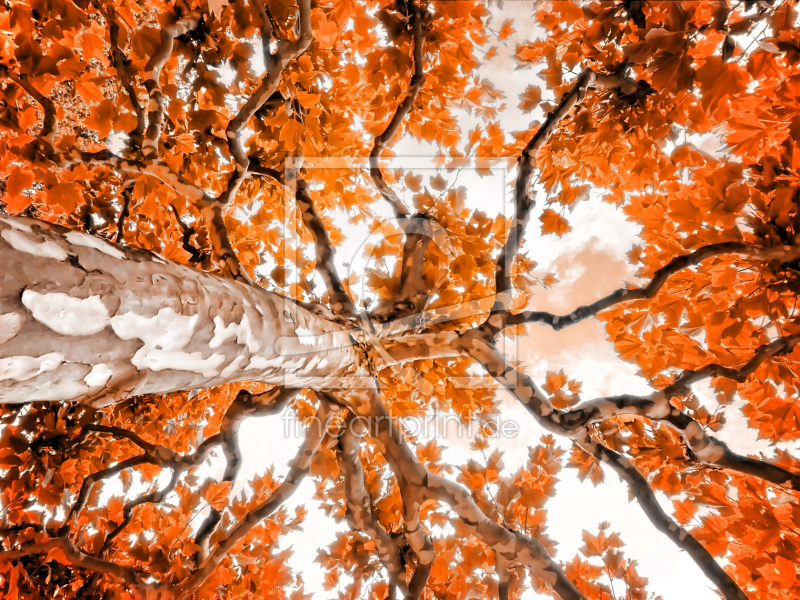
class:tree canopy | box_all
[1,0,800,599]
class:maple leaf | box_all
[672,498,698,525]
[518,85,542,112]
[542,370,567,394]
[430,173,447,191]
[696,57,749,116]
[314,18,339,49]
[280,118,304,151]
[758,555,797,590]
[203,480,233,511]
[404,172,422,192]
[539,208,571,236]
[541,272,558,287]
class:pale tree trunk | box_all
[0,215,363,406]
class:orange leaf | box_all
[672,498,697,525]
[497,19,515,42]
[47,182,83,212]
[404,172,422,192]
[204,480,233,511]
[5,166,34,197]
[518,85,542,112]
[543,370,567,394]
[539,208,571,236]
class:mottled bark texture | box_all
[0,216,363,405]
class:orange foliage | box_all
[2,0,800,599]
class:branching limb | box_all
[1,68,57,153]
[89,0,145,151]
[337,412,409,595]
[98,468,180,556]
[664,332,800,395]
[60,388,297,546]
[494,69,596,301]
[60,455,156,536]
[177,397,334,598]
[493,68,651,307]
[457,330,800,488]
[426,472,585,600]
[400,502,434,600]
[337,389,585,600]
[458,328,794,597]
[141,12,201,157]
[295,179,359,319]
[195,0,311,282]
[486,242,800,335]
[191,387,299,560]
[570,335,800,489]
[0,537,146,590]
[215,0,311,207]
[366,1,439,325]
[338,390,435,595]
[577,433,748,600]
[369,0,428,218]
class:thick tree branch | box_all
[60,388,298,545]
[577,433,748,600]
[90,0,145,151]
[370,1,428,219]
[177,397,334,598]
[67,150,215,205]
[338,389,585,600]
[295,179,359,319]
[141,13,201,157]
[458,330,800,489]
[337,413,409,595]
[487,242,800,335]
[0,537,145,590]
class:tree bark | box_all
[0,216,363,405]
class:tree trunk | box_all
[0,216,362,406]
